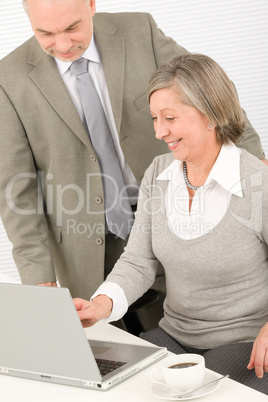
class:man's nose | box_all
[55,33,73,53]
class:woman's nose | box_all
[155,124,170,140]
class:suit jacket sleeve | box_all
[0,86,56,284]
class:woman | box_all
[74,54,268,393]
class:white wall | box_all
[0,0,267,280]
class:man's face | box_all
[27,0,96,62]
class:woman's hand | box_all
[248,322,268,378]
[73,295,113,328]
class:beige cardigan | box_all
[107,150,268,349]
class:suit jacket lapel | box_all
[27,38,91,149]
[94,16,124,136]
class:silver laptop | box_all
[0,283,166,390]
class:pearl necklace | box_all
[183,161,200,191]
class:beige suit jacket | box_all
[0,13,264,298]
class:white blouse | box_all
[157,142,243,239]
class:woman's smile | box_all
[167,138,182,150]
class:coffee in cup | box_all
[150,354,205,394]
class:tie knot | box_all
[70,58,89,76]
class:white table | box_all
[1,321,267,401]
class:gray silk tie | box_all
[70,58,133,239]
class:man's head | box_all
[23,0,96,62]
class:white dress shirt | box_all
[157,142,243,240]
[54,37,139,201]
[92,142,243,322]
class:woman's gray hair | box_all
[147,53,246,145]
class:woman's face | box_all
[150,87,214,163]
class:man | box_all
[0,0,266,330]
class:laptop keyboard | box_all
[96,358,126,376]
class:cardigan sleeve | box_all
[105,160,160,306]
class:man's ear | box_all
[89,0,96,17]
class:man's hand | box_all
[73,295,113,328]
[37,282,57,287]
[261,159,268,166]
[248,322,268,378]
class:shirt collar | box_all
[54,36,100,76]
[157,142,243,197]
[208,142,243,197]
[157,158,184,186]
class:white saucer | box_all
[151,371,223,400]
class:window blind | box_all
[0,0,267,279]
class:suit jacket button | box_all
[95,196,103,204]
[90,154,97,162]
[95,237,103,246]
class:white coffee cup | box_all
[150,354,205,394]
